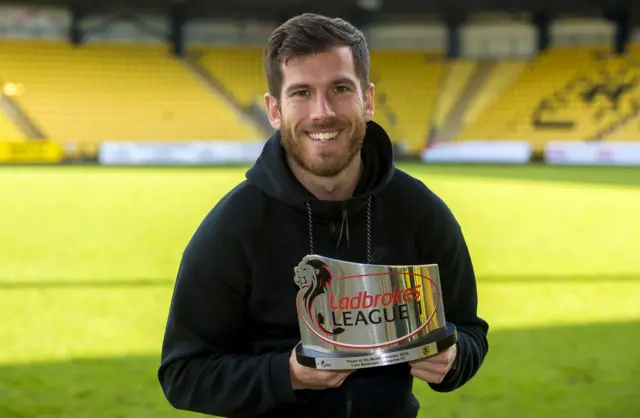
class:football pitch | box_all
[1,163,639,418]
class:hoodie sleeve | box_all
[157,205,305,417]
[420,200,489,393]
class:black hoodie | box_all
[158,121,489,418]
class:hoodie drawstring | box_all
[306,200,314,255]
[337,209,350,250]
[305,196,373,264]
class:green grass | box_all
[1,164,639,418]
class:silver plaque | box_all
[293,254,458,370]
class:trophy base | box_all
[295,322,458,370]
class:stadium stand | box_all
[455,44,640,151]
[3,36,639,162]
[456,46,607,147]
[369,50,444,154]
[0,40,264,145]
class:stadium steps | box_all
[434,59,495,143]
[433,60,477,130]
[182,52,271,137]
[457,60,527,139]
[189,46,267,109]
[0,106,25,140]
[185,46,273,136]
[0,88,44,139]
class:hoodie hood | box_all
[246,120,396,215]
[246,120,396,263]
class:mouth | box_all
[306,130,341,143]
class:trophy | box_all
[293,254,458,370]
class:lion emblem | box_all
[294,258,345,336]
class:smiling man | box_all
[265,43,369,201]
[158,13,489,418]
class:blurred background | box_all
[1,0,639,417]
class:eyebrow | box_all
[285,83,311,95]
[285,78,358,95]
[332,78,357,87]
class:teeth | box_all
[308,131,339,141]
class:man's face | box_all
[265,46,375,177]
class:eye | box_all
[335,85,350,93]
[292,90,310,97]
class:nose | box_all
[310,92,336,121]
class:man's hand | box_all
[409,344,457,384]
[289,350,354,390]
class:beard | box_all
[280,112,367,178]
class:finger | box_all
[410,357,449,370]
[410,367,446,384]
[324,370,354,377]
[329,373,349,387]
[335,372,351,386]
[422,351,451,364]
[410,361,449,376]
[410,355,450,367]
[314,370,351,383]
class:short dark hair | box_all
[264,13,370,100]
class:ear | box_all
[363,82,375,121]
[313,268,319,275]
[264,93,282,130]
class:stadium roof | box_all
[2,0,635,21]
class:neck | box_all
[287,154,363,201]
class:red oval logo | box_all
[296,271,440,350]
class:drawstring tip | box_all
[306,201,314,255]
[337,208,350,250]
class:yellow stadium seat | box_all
[606,117,640,140]
[190,46,268,109]
[370,50,444,154]
[0,40,264,144]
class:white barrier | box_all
[421,140,533,164]
[98,140,266,165]
[545,141,640,166]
